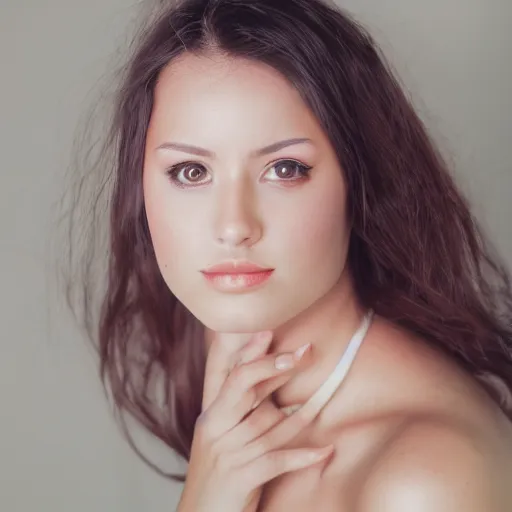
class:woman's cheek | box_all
[285,190,348,256]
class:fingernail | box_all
[275,353,295,370]
[294,343,311,361]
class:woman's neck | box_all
[267,268,365,411]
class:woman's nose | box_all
[213,180,263,248]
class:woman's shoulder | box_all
[328,315,512,510]
[323,385,512,511]
[260,316,512,511]
[353,413,512,511]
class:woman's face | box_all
[143,53,350,333]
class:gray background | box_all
[1,0,510,510]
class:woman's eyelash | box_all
[165,161,208,188]
[165,159,313,188]
[268,160,313,180]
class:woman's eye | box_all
[265,160,313,182]
[165,159,312,188]
[166,163,210,188]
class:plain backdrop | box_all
[1,0,511,510]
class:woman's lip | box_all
[201,269,274,292]
[201,260,274,274]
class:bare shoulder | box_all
[348,316,512,511]
[355,415,512,512]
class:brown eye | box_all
[184,165,206,182]
[265,159,313,182]
[275,162,297,179]
[166,162,210,188]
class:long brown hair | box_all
[59,0,512,481]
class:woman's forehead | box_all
[149,53,325,150]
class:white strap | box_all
[283,310,374,417]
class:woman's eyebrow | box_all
[155,137,313,158]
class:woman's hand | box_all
[176,331,334,512]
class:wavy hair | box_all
[59,0,512,481]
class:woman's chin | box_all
[198,310,279,334]
[203,319,271,334]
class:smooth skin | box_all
[143,51,512,511]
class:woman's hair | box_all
[60,0,512,481]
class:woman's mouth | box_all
[200,260,274,292]
[201,270,274,292]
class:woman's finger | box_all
[214,395,285,453]
[240,394,327,464]
[222,346,308,409]
[239,445,335,492]
[201,331,272,412]
[205,344,312,439]
[234,331,274,367]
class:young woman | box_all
[62,0,512,510]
